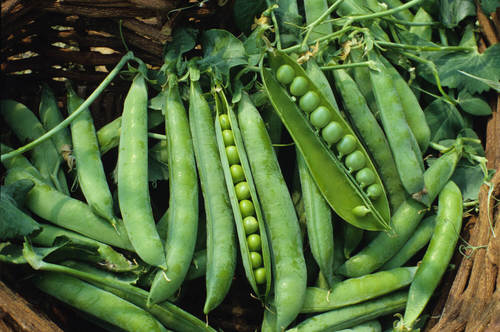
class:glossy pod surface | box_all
[261,50,391,231]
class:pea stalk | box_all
[301,0,345,49]
[1,51,135,162]
[375,41,475,52]
[321,61,373,70]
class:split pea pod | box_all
[339,144,462,277]
[238,93,306,330]
[214,88,272,298]
[148,76,199,306]
[287,290,407,332]
[66,82,117,227]
[301,266,416,313]
[368,52,424,196]
[332,68,405,212]
[34,272,169,332]
[262,50,391,231]
[297,150,335,287]
[0,99,69,194]
[397,181,463,331]
[117,73,166,268]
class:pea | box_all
[239,199,255,217]
[243,216,259,234]
[222,129,235,146]
[250,251,263,268]
[321,121,344,145]
[219,114,231,130]
[337,134,356,157]
[225,145,240,165]
[352,205,371,217]
[356,168,376,188]
[276,64,295,85]
[247,234,262,251]
[254,267,266,284]
[345,150,366,172]
[290,76,309,96]
[299,91,320,113]
[230,164,245,183]
[367,184,383,200]
[235,181,251,201]
[310,106,332,129]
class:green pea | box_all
[247,234,262,251]
[222,129,235,146]
[219,114,231,130]
[310,106,332,129]
[321,121,344,145]
[352,205,371,217]
[239,199,255,217]
[345,150,366,172]
[290,76,309,96]
[337,134,357,157]
[230,164,245,183]
[367,184,383,200]
[243,216,259,234]
[356,168,376,188]
[225,145,240,165]
[276,64,295,85]
[254,267,266,284]
[299,91,320,113]
[235,181,251,201]
[250,251,263,268]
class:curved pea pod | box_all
[214,88,272,299]
[261,50,391,231]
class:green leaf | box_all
[425,99,465,142]
[233,0,266,34]
[148,155,169,184]
[164,27,198,66]
[198,29,248,83]
[419,43,500,94]
[244,25,269,66]
[440,0,476,28]
[451,161,485,201]
[458,71,500,92]
[480,0,500,14]
[458,128,485,156]
[457,90,492,116]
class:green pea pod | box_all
[66,83,117,227]
[148,77,199,306]
[262,50,391,231]
[304,0,332,41]
[215,88,272,299]
[117,74,166,268]
[368,52,425,196]
[349,49,378,119]
[397,181,463,331]
[305,59,339,110]
[297,150,335,287]
[335,320,381,332]
[343,223,363,259]
[238,93,307,331]
[339,143,462,277]
[332,68,405,212]
[0,99,69,194]
[287,290,407,332]
[301,266,416,313]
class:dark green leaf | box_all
[243,25,268,66]
[458,71,500,92]
[164,27,198,64]
[198,29,248,83]
[480,0,500,14]
[458,90,492,116]
[233,0,266,34]
[2,179,34,207]
[458,128,485,156]
[451,161,485,201]
[148,155,169,183]
[425,99,465,142]
[440,0,475,28]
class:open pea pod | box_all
[213,86,272,298]
[261,50,391,231]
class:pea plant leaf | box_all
[198,29,248,83]
[451,160,485,201]
[425,99,466,143]
[457,90,492,116]
[458,71,500,92]
[439,0,476,28]
[163,27,198,71]
[480,0,500,14]
[418,43,500,94]
[233,0,266,34]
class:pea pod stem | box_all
[301,0,344,49]
[282,26,352,54]
[332,0,423,24]
[321,61,373,70]
[375,41,475,53]
[0,51,134,163]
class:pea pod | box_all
[261,50,391,231]
[215,88,272,298]
[148,77,199,305]
[238,93,306,330]
[304,0,333,41]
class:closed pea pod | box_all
[149,76,201,306]
[66,82,117,227]
[117,73,166,268]
[396,181,463,331]
[238,93,306,330]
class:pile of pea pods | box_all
[2,0,496,331]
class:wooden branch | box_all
[42,2,162,18]
[121,18,171,44]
